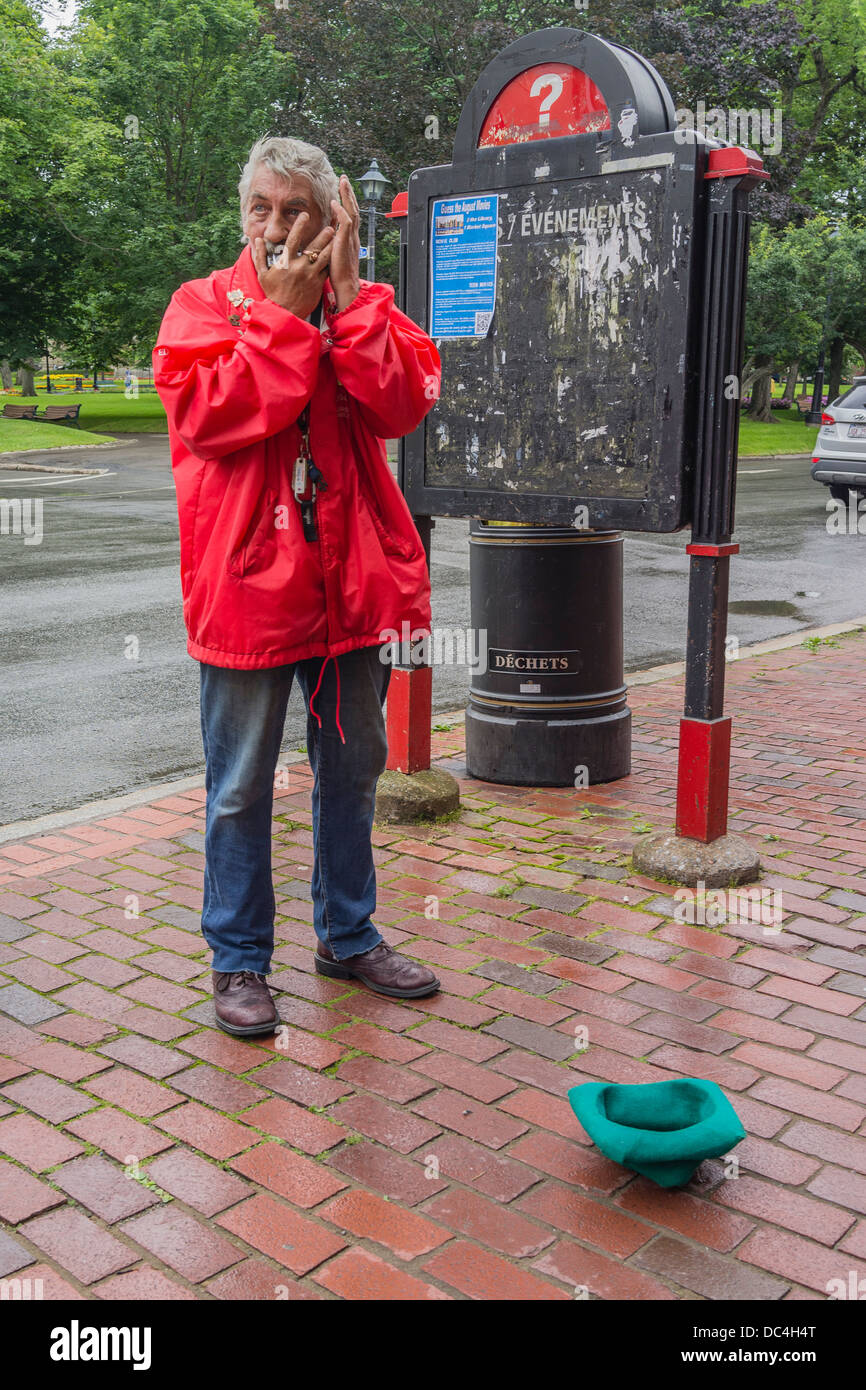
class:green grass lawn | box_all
[2,390,168,438]
[0,417,115,453]
[738,406,819,457]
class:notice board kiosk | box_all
[396,26,766,853]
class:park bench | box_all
[2,403,38,420]
[796,396,827,415]
[36,404,82,427]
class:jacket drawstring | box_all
[309,654,346,745]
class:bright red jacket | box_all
[153,243,440,742]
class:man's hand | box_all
[329,174,362,312]
[253,215,334,320]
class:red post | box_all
[671,144,768,850]
[384,189,435,778]
[675,715,732,842]
[386,663,432,773]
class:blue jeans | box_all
[199,644,391,973]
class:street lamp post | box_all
[358,158,391,284]
[806,227,840,426]
[805,309,830,426]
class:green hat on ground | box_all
[567,1077,746,1188]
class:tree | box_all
[53,0,297,357]
[0,1,83,382]
[744,224,820,420]
[264,0,689,286]
[779,0,866,222]
[651,0,866,227]
[743,218,866,419]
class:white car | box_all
[811,375,866,502]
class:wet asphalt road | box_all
[1,433,863,823]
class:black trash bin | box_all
[465,522,631,787]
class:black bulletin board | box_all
[404,31,712,533]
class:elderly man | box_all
[154,135,442,1036]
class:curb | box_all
[739,452,814,462]
[0,443,121,470]
[0,463,114,476]
[0,753,309,846]
[626,615,866,687]
[2,616,863,847]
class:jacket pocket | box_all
[357,488,414,560]
[345,391,422,561]
[227,488,279,578]
[356,456,419,560]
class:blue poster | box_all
[430,194,499,340]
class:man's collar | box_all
[230,242,338,321]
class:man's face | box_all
[242,166,327,259]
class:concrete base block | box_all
[632,830,761,889]
[374,768,461,825]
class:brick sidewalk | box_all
[1,631,866,1300]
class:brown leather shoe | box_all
[315,940,440,999]
[212,970,279,1036]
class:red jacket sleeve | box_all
[153,279,321,459]
[327,280,441,439]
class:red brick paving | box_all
[1,634,866,1298]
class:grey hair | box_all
[238,135,340,234]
